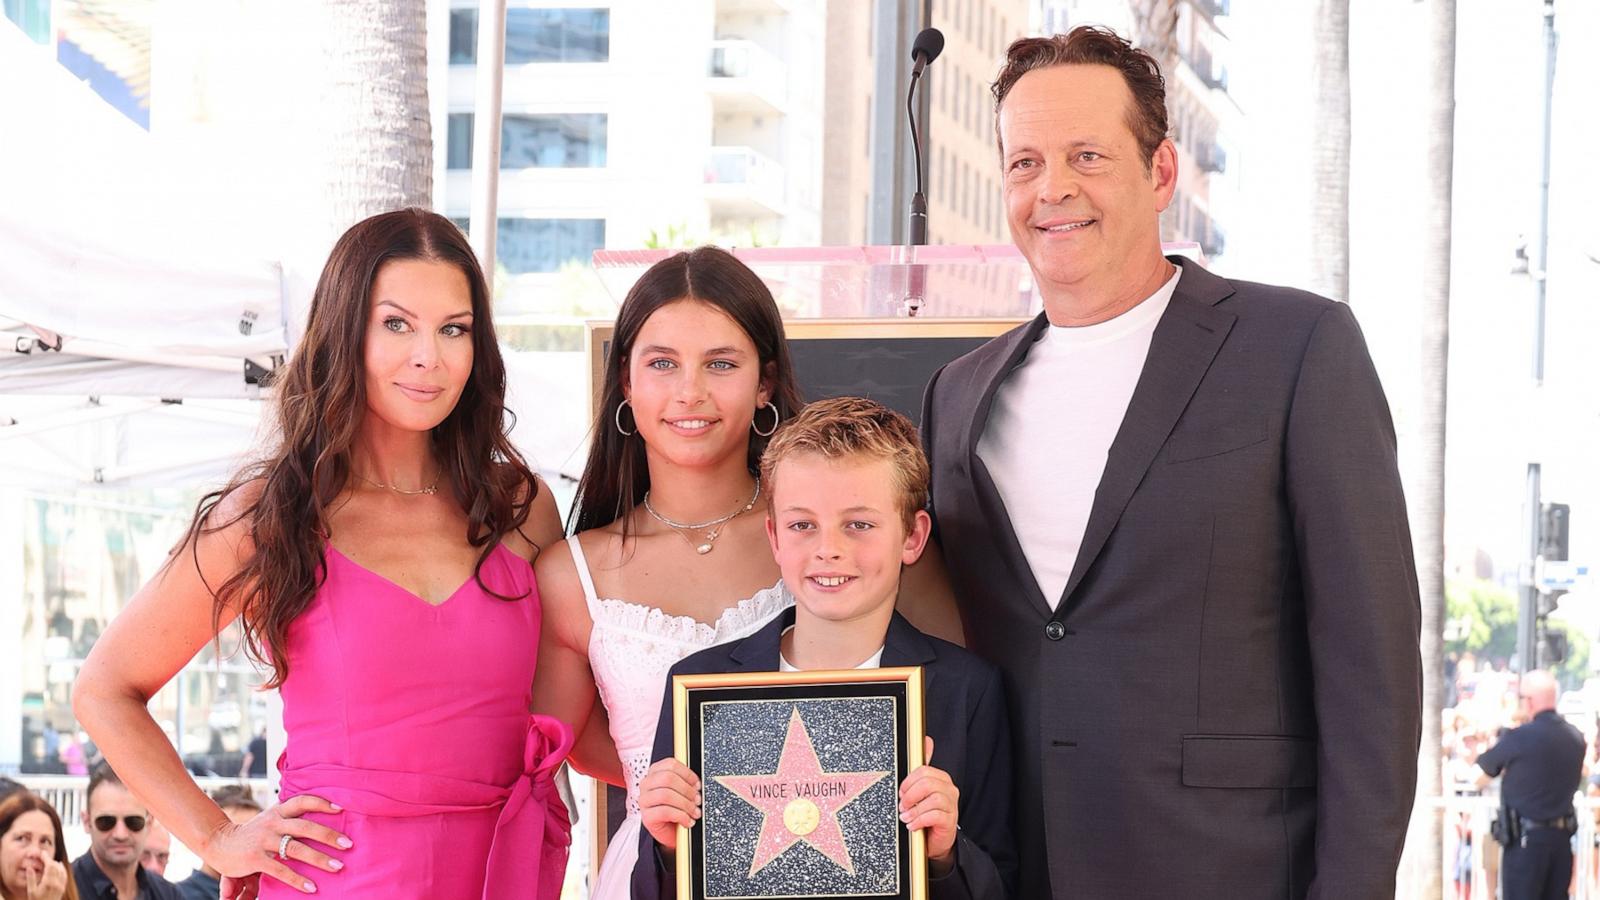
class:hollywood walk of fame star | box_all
[714,706,893,878]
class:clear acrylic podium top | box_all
[591,242,1203,320]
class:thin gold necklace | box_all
[356,470,440,496]
[642,478,760,555]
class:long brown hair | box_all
[181,208,539,688]
[570,246,803,536]
[0,792,78,900]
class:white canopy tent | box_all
[0,22,288,488]
[0,22,588,489]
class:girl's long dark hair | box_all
[570,246,803,536]
[180,208,539,688]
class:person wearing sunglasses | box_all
[71,764,180,900]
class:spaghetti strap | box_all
[565,535,602,617]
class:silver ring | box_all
[277,833,293,861]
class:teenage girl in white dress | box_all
[532,246,803,898]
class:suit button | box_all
[1045,621,1066,641]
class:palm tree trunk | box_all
[1401,1,1455,897]
[1309,0,1350,303]
[318,0,433,235]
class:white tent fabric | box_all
[0,22,589,489]
[0,23,289,399]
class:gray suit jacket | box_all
[921,257,1422,900]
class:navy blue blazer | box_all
[630,607,1016,900]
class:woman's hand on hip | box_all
[205,794,352,895]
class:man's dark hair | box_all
[992,26,1169,171]
[86,760,124,807]
[210,784,263,814]
[0,776,23,803]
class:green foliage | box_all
[1445,580,1518,662]
[643,222,702,249]
[1445,579,1592,688]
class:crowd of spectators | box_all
[0,764,265,900]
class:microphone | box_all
[906,27,944,246]
[903,27,943,316]
[911,27,945,79]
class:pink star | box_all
[714,706,892,877]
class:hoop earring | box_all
[751,401,780,438]
[614,400,637,437]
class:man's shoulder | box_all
[933,316,1041,388]
[142,870,185,900]
[70,851,101,880]
[1203,270,1342,327]
[900,618,1003,691]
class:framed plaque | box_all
[673,667,928,900]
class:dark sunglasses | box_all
[92,815,146,833]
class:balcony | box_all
[707,39,788,116]
[1185,46,1230,95]
[716,0,792,12]
[1200,216,1226,258]
[704,146,785,218]
[1193,141,1227,175]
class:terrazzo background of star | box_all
[699,696,901,898]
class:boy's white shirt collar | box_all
[777,625,885,672]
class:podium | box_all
[589,242,1201,424]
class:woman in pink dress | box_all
[72,209,571,899]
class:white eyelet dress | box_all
[567,535,793,899]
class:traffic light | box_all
[1539,628,1569,668]
[1541,503,1571,561]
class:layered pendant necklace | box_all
[643,478,761,555]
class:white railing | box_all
[1436,793,1600,899]
[13,774,275,828]
[706,39,786,110]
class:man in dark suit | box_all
[920,26,1423,900]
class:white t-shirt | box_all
[778,627,885,671]
[975,268,1181,608]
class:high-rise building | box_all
[431,0,826,311]
[1037,0,1234,261]
[820,0,1028,248]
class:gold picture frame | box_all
[671,667,928,900]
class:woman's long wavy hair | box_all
[0,792,78,900]
[570,246,803,537]
[181,208,539,688]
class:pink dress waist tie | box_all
[276,715,573,899]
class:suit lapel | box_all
[880,613,939,699]
[1054,258,1237,617]
[962,314,1054,619]
[729,607,792,669]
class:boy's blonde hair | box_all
[759,396,930,530]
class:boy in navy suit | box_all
[631,396,1015,899]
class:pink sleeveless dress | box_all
[259,543,572,900]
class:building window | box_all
[499,218,606,274]
[4,0,50,43]
[451,8,610,65]
[447,113,608,170]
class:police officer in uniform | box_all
[1477,669,1586,899]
